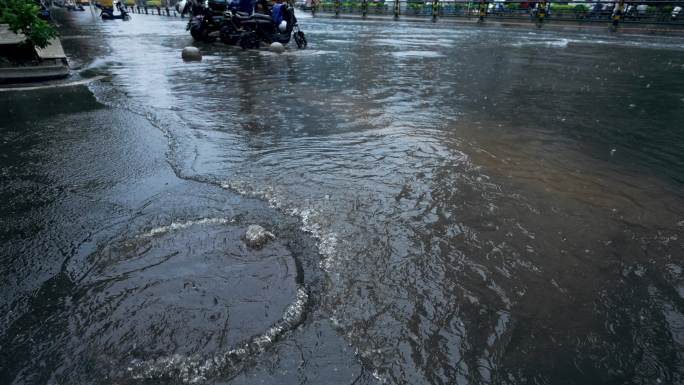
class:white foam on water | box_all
[372,369,389,384]
[391,50,445,58]
[509,38,569,48]
[509,36,684,51]
[219,180,340,271]
[138,217,235,238]
[289,207,339,271]
[257,49,337,57]
[303,29,357,36]
[323,39,355,44]
[82,57,118,70]
[372,38,454,48]
[128,288,309,383]
[293,49,338,56]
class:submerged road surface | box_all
[2,10,684,385]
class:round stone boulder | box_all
[245,224,275,248]
[181,46,202,61]
[269,42,285,54]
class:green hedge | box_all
[0,0,58,48]
[320,0,386,8]
[550,4,588,12]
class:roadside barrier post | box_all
[536,0,546,25]
[612,0,625,27]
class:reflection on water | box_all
[3,10,684,385]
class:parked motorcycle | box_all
[100,1,130,20]
[180,0,227,42]
[179,0,307,49]
[222,4,306,49]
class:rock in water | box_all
[245,225,275,248]
[269,42,285,54]
[182,46,202,61]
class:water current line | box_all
[83,81,322,382]
[128,288,310,383]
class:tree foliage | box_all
[0,0,58,48]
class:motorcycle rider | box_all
[271,0,285,23]
[271,0,292,31]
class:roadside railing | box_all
[120,0,684,28]
[306,0,684,27]
[123,0,178,15]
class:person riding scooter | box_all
[99,0,130,19]
[271,0,285,25]
[219,0,306,49]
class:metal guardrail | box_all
[121,0,178,16]
[121,0,684,27]
[306,0,684,27]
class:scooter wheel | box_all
[239,39,249,50]
[220,27,239,45]
[238,32,258,50]
[221,34,238,45]
[201,28,216,43]
[294,31,307,49]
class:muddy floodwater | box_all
[2,10,684,385]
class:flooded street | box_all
[2,10,684,385]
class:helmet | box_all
[279,20,287,32]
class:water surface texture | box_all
[2,11,684,385]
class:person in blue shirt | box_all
[271,0,284,23]
[271,0,293,31]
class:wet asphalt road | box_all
[1,8,684,385]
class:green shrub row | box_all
[0,0,58,48]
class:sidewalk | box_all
[0,25,69,82]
